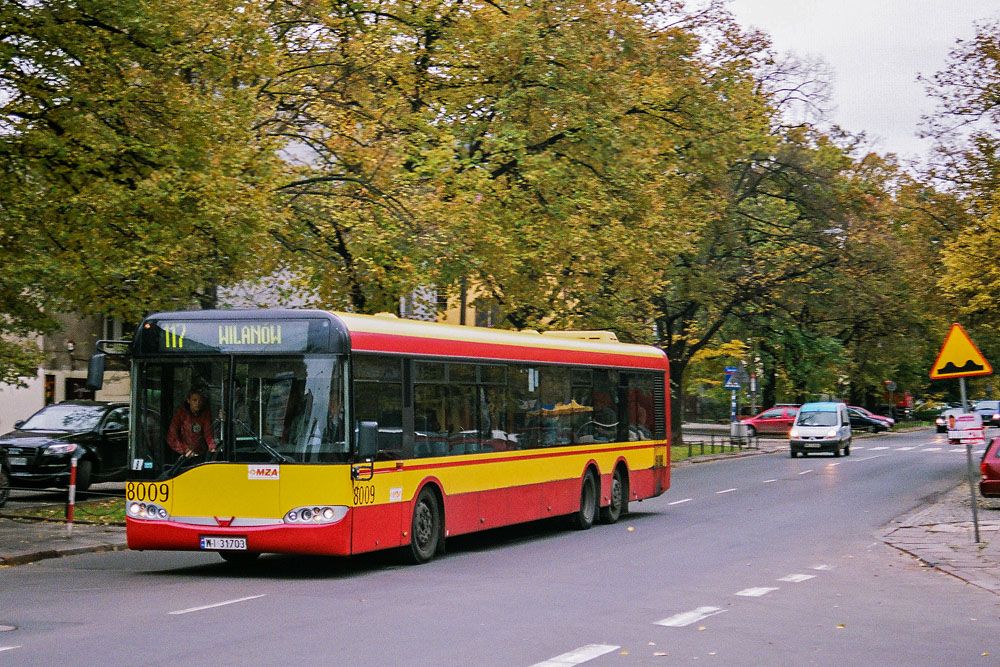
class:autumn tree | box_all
[0,0,288,379]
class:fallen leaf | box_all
[698,626,707,631]
[627,526,635,532]
[837,624,845,629]
[620,651,628,656]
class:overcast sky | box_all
[727,0,1000,163]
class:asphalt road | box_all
[1,428,997,666]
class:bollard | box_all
[67,457,77,537]
[966,444,981,543]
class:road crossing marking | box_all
[895,447,915,451]
[0,647,21,653]
[922,447,941,452]
[868,446,890,451]
[169,594,266,615]
[716,488,737,494]
[811,564,833,570]
[669,498,693,505]
[531,644,620,667]
[778,574,816,583]
[736,587,779,597]
[654,607,726,627]
[851,446,865,450]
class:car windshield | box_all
[132,355,347,481]
[797,411,838,427]
[19,404,106,432]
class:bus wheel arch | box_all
[600,462,629,524]
[407,482,444,564]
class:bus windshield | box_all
[132,355,347,480]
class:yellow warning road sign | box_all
[930,323,993,379]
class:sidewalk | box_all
[883,481,1000,595]
[0,517,126,566]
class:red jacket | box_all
[167,404,217,455]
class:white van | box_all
[789,401,851,458]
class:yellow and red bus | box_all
[95,309,670,563]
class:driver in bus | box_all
[167,388,218,458]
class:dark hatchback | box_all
[0,401,130,492]
[0,448,9,507]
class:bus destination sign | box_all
[153,319,312,353]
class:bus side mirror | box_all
[87,353,106,391]
[357,421,378,460]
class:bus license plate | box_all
[200,536,247,551]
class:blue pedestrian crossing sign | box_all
[724,367,741,389]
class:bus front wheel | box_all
[408,487,441,564]
[570,471,598,530]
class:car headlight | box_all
[43,443,77,456]
[789,428,799,438]
[826,429,838,438]
[935,417,945,425]
[283,506,349,525]
[128,502,170,520]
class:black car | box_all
[0,448,9,507]
[847,407,889,433]
[0,401,130,492]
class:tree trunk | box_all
[669,357,686,447]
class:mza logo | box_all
[248,464,280,480]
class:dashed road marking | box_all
[654,607,726,627]
[778,574,816,583]
[169,594,266,615]
[798,470,813,475]
[0,647,21,653]
[868,446,890,451]
[763,479,777,483]
[922,447,941,452]
[895,446,915,451]
[736,587,779,597]
[669,498,693,505]
[716,488,737,494]
[531,644,621,667]
[811,564,833,570]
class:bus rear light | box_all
[129,502,169,521]
[284,506,348,525]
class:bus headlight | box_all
[283,506,348,525]
[128,502,170,521]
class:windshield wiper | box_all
[233,419,293,464]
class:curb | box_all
[0,542,128,567]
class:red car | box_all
[741,405,799,437]
[981,437,1000,497]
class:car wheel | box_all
[570,471,598,530]
[0,465,9,508]
[746,425,756,438]
[407,487,442,564]
[74,459,93,494]
[790,450,798,458]
[600,467,627,524]
[833,444,841,457]
[844,441,851,456]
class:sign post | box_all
[930,323,993,544]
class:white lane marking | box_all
[895,446,915,451]
[0,646,22,653]
[736,587,779,597]
[655,607,726,627]
[851,446,865,450]
[763,479,777,483]
[778,574,816,583]
[169,594,266,615]
[716,488,737,494]
[798,470,813,475]
[811,564,833,570]
[531,644,620,666]
[827,462,842,467]
[922,448,941,452]
[853,455,886,462]
[868,446,890,451]
[669,498,693,505]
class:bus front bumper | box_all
[126,516,353,556]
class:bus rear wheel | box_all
[600,468,626,524]
[407,487,441,564]
[570,471,598,530]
